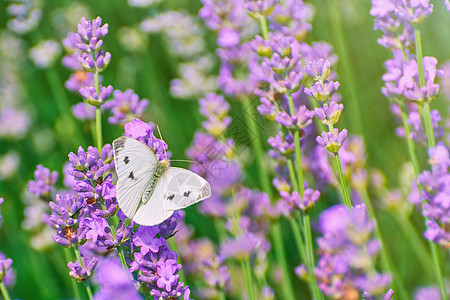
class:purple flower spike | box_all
[316,128,348,154]
[102,89,149,125]
[279,188,320,214]
[304,80,340,102]
[305,59,331,80]
[156,259,181,292]
[315,204,391,297]
[68,256,99,281]
[94,258,142,300]
[123,119,170,161]
[245,0,278,16]
[217,27,240,48]
[203,256,230,289]
[418,144,450,247]
[268,131,294,156]
[414,286,441,300]
[49,194,85,228]
[0,253,14,287]
[314,102,344,126]
[199,93,232,137]
[76,17,109,51]
[28,165,59,199]
[79,84,113,106]
[133,226,163,255]
[0,256,13,281]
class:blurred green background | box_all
[0,0,449,299]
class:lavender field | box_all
[0,0,450,299]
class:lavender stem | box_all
[334,153,352,208]
[360,188,409,299]
[63,247,82,299]
[413,28,447,300]
[240,99,296,299]
[0,282,11,300]
[74,246,93,300]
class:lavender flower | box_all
[316,128,348,154]
[414,286,441,300]
[314,102,343,126]
[305,58,332,81]
[29,39,61,68]
[66,71,96,93]
[278,187,320,215]
[130,217,191,299]
[268,0,312,40]
[102,89,149,125]
[203,255,230,290]
[0,106,31,139]
[28,165,58,199]
[0,253,14,286]
[417,144,450,247]
[199,93,232,137]
[220,217,270,260]
[6,0,41,34]
[94,258,142,300]
[315,204,392,298]
[68,256,99,281]
[79,85,114,106]
[124,119,170,161]
[268,131,294,156]
[304,80,340,102]
[72,102,97,120]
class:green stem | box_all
[399,102,421,175]
[244,258,255,300]
[214,218,228,243]
[106,215,129,273]
[414,29,426,88]
[420,102,436,148]
[360,189,409,299]
[74,247,94,300]
[258,14,269,40]
[95,107,103,150]
[285,93,322,299]
[289,218,306,263]
[240,99,296,300]
[302,213,322,300]
[0,282,11,300]
[430,243,447,300]
[239,260,250,300]
[394,214,434,278]
[270,224,296,300]
[240,99,273,198]
[287,159,300,192]
[334,153,352,208]
[327,0,363,133]
[63,248,82,300]
[413,28,446,300]
[286,93,305,195]
[218,290,226,300]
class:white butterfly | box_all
[113,136,211,226]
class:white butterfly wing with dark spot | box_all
[162,167,211,211]
[113,136,158,219]
[132,174,174,226]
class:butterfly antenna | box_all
[156,125,168,158]
[171,159,202,164]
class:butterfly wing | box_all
[113,136,158,219]
[162,167,211,211]
[133,174,174,226]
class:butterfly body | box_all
[113,136,211,226]
[141,159,169,204]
